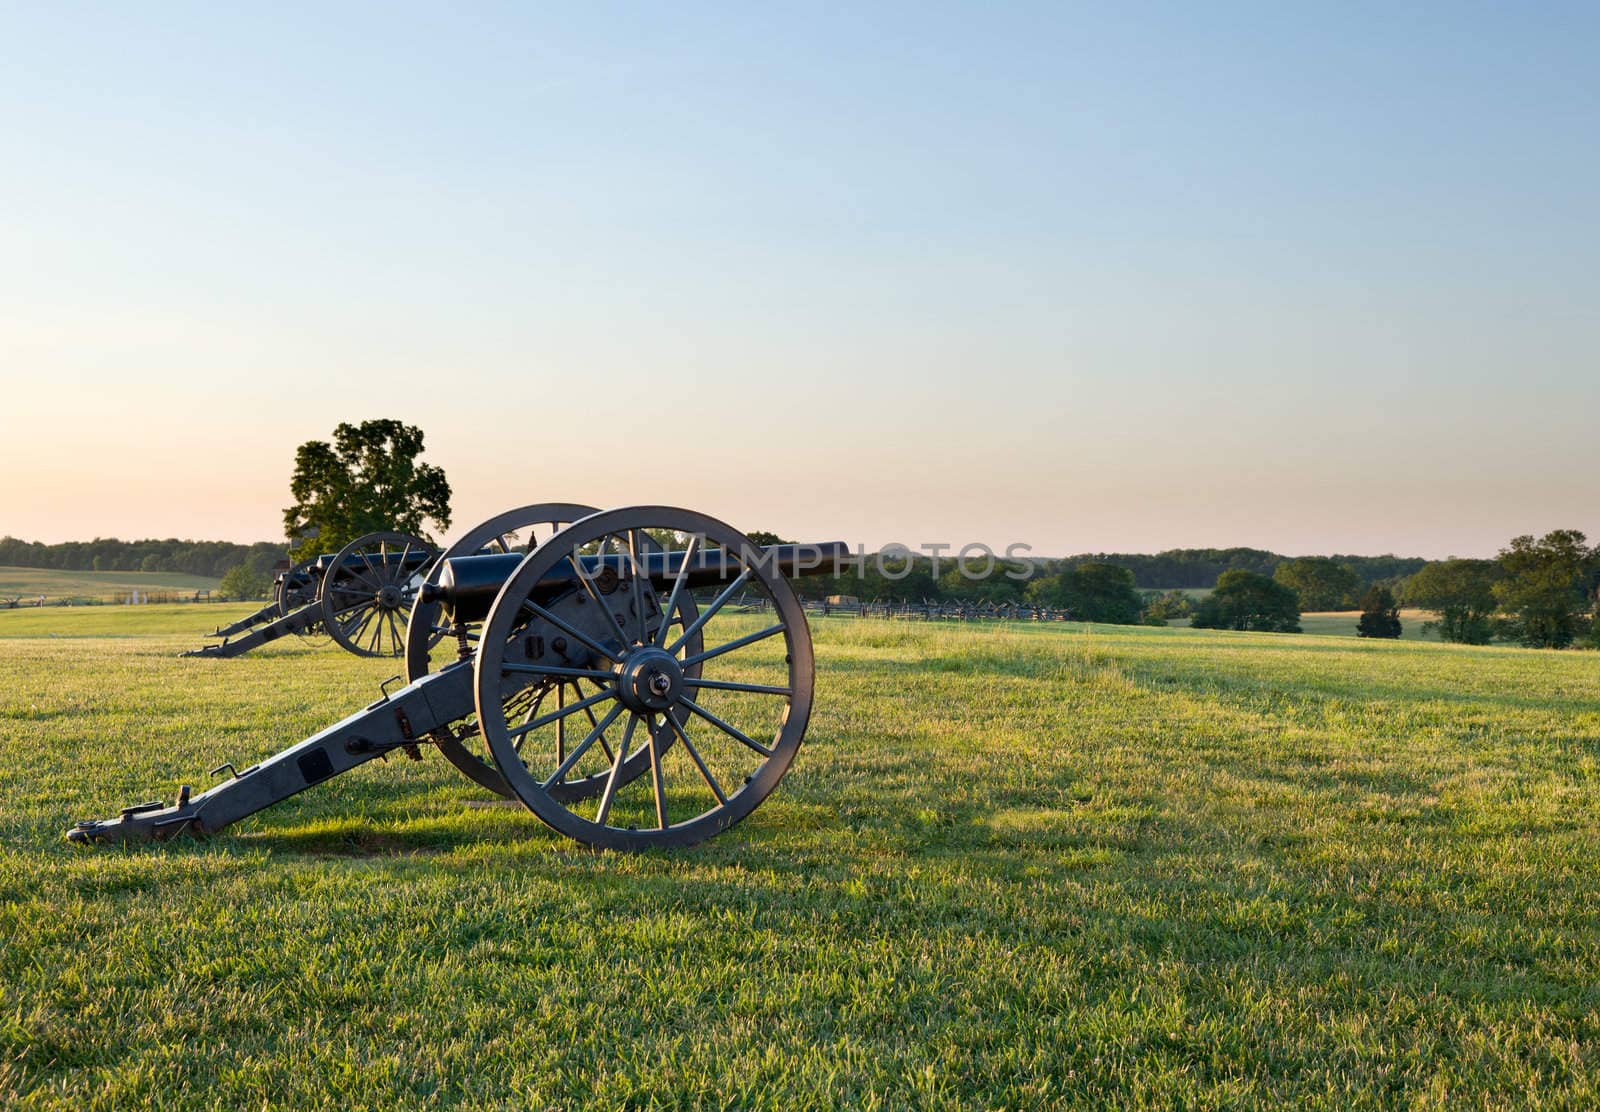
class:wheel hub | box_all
[377,584,403,610]
[615,647,683,714]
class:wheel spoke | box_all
[356,548,384,589]
[505,687,615,740]
[665,713,727,804]
[624,529,650,644]
[668,567,752,654]
[500,663,618,682]
[648,715,668,829]
[595,715,640,827]
[340,556,383,591]
[555,681,566,768]
[328,593,372,617]
[344,604,378,647]
[576,688,617,763]
[542,702,626,789]
[511,684,553,753]
[395,541,413,589]
[681,623,786,667]
[572,537,632,648]
[654,534,700,648]
[518,600,619,663]
[680,677,792,697]
[679,695,775,757]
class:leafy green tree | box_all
[1054,547,1281,588]
[1355,585,1402,639]
[283,419,452,556]
[937,563,1024,604]
[1274,557,1360,611]
[1191,570,1301,632]
[1051,562,1144,624]
[1140,589,1194,622]
[219,565,271,601]
[1023,575,1062,608]
[1493,530,1596,649]
[1403,559,1500,644]
[789,551,940,604]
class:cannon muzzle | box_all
[428,542,848,625]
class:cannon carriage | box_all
[72,505,843,851]
[189,531,444,659]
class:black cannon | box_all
[188,531,447,659]
[71,505,844,851]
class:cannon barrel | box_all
[429,542,849,625]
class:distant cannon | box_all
[208,558,319,640]
[187,531,445,659]
[72,505,845,851]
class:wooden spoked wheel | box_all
[318,532,439,658]
[474,506,813,850]
[275,557,324,638]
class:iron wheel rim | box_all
[319,531,439,658]
[474,506,812,850]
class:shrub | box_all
[1355,586,1402,639]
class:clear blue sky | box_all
[2,2,1596,557]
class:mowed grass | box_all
[0,602,264,638]
[1167,609,1439,641]
[0,566,220,600]
[1295,609,1440,641]
[2,608,1600,1108]
[1145,586,1214,601]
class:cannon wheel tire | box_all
[276,557,325,638]
[404,503,702,802]
[319,532,440,658]
[474,506,812,851]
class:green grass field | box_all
[3,606,1599,1108]
[1145,586,1214,601]
[0,601,256,637]
[0,566,220,601]
[1295,608,1440,641]
[1164,609,1438,641]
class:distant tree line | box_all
[8,518,1596,649]
[773,528,1600,649]
[1060,548,1427,590]
[777,544,1424,623]
[0,536,284,580]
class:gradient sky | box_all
[2,2,1596,558]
